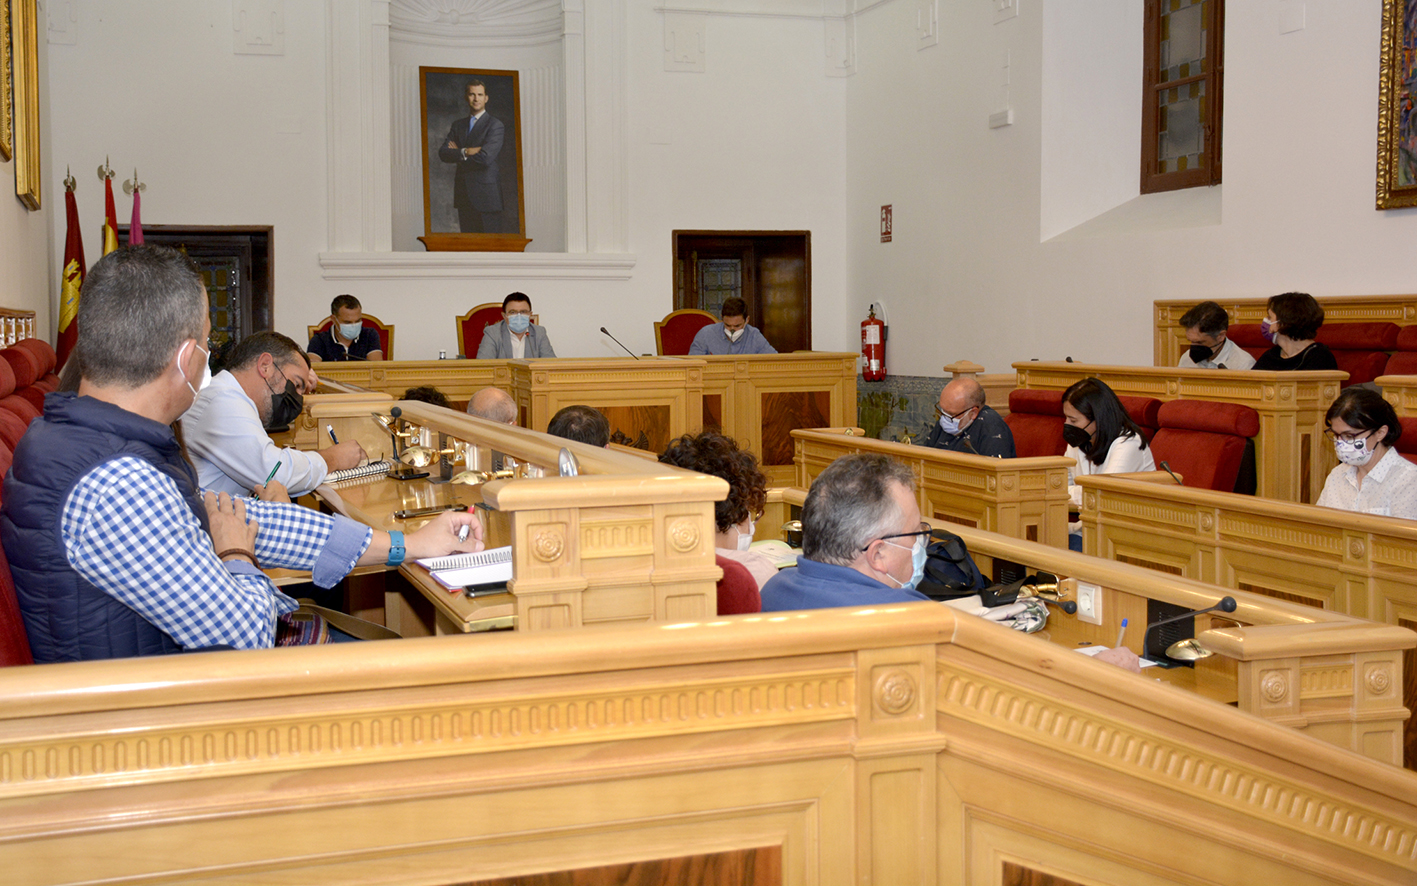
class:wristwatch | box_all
[386,530,406,567]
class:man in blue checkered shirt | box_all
[0,245,484,663]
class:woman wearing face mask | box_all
[1062,378,1155,551]
[659,431,774,608]
[1252,292,1338,372]
[1316,388,1417,518]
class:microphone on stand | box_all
[600,327,640,359]
[1158,460,1184,485]
[1143,596,1237,660]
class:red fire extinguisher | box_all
[861,305,886,381]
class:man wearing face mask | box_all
[0,246,484,663]
[761,454,933,611]
[307,294,384,363]
[476,292,557,359]
[688,298,777,356]
[183,332,368,497]
[1176,301,1255,370]
[917,377,1015,458]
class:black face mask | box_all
[265,379,304,430]
[1188,342,1218,364]
[1062,423,1093,449]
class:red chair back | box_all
[1395,418,1417,465]
[655,310,717,356]
[1148,400,1260,492]
[715,555,762,615]
[1004,389,1067,458]
[457,304,510,357]
[307,315,394,359]
[1116,395,1163,443]
[1226,324,1270,361]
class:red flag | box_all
[101,176,119,256]
[57,188,86,368]
[129,187,143,245]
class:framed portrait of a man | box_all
[419,66,530,251]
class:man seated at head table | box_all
[917,376,1015,458]
[1177,300,1255,370]
[547,405,609,447]
[0,245,483,663]
[307,294,384,363]
[183,332,368,498]
[466,387,518,425]
[476,292,556,359]
[688,297,777,356]
[760,453,1141,670]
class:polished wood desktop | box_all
[1155,294,1417,365]
[1014,361,1347,503]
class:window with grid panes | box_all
[1142,0,1223,193]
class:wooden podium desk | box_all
[317,402,728,634]
[312,358,513,406]
[1014,361,1347,503]
[1378,373,1417,415]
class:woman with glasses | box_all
[1062,378,1155,551]
[1316,388,1417,518]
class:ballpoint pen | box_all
[327,425,339,444]
[251,461,281,498]
[1116,618,1128,648]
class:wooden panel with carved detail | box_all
[761,390,830,466]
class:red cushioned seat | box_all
[1226,324,1270,361]
[0,346,41,390]
[12,338,56,375]
[715,554,761,615]
[1397,418,1417,465]
[1396,326,1417,351]
[1316,323,1400,350]
[0,409,28,451]
[0,473,34,666]
[14,386,44,413]
[0,358,17,400]
[1116,395,1163,443]
[1149,400,1260,492]
[31,372,58,394]
[1331,351,1390,386]
[1004,389,1067,458]
[0,394,40,426]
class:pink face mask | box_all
[1260,318,1277,344]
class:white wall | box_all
[44,2,848,362]
[846,0,1417,377]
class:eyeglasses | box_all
[865,521,932,551]
[934,404,974,421]
[505,308,533,316]
[1324,428,1374,444]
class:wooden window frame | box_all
[1141,0,1224,194]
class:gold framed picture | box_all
[10,0,38,209]
[0,0,13,162]
[1377,0,1417,209]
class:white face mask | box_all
[178,341,212,418]
[725,326,745,343]
[1334,434,1377,466]
[736,516,755,551]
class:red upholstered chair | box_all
[0,395,40,426]
[307,314,395,359]
[0,480,34,666]
[1116,395,1163,443]
[12,338,55,376]
[0,409,27,451]
[456,303,511,357]
[715,554,762,615]
[1316,323,1399,387]
[1383,326,1417,376]
[1226,324,1270,362]
[1148,400,1260,492]
[1396,418,1417,465]
[0,345,41,390]
[655,309,717,356]
[1004,389,1067,458]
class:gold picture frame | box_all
[0,0,13,162]
[1377,0,1417,209]
[10,0,38,209]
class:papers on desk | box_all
[416,545,513,592]
[749,539,800,570]
[1075,645,1159,668]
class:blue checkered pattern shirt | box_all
[60,457,373,650]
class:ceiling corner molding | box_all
[389,0,563,46]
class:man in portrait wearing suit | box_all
[438,79,505,234]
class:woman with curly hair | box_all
[659,430,777,593]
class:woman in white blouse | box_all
[1062,378,1155,550]
[1316,388,1417,519]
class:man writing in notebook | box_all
[183,331,367,497]
[0,245,483,663]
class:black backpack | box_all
[916,527,988,599]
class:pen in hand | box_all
[327,425,339,444]
[457,522,471,543]
[252,461,282,498]
[1115,617,1128,648]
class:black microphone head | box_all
[1218,596,1237,613]
[390,406,402,418]
[1059,600,1078,615]
[600,326,610,334]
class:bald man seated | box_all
[917,377,1015,458]
[466,387,518,425]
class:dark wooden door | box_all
[673,231,810,352]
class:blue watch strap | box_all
[386,530,406,567]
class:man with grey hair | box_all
[466,386,517,425]
[0,245,482,662]
[760,453,933,611]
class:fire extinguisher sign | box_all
[880,205,892,243]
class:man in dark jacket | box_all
[438,79,505,233]
[917,377,1015,458]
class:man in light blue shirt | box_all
[688,297,777,356]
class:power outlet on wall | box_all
[1062,578,1103,625]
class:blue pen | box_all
[1115,618,1129,648]
[327,424,339,444]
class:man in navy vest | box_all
[0,245,484,663]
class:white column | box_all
[325,0,393,252]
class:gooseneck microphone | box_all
[1158,460,1184,485]
[600,327,640,360]
[1143,596,1237,643]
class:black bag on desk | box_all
[916,527,988,600]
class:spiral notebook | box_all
[416,545,513,592]
[324,459,396,485]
